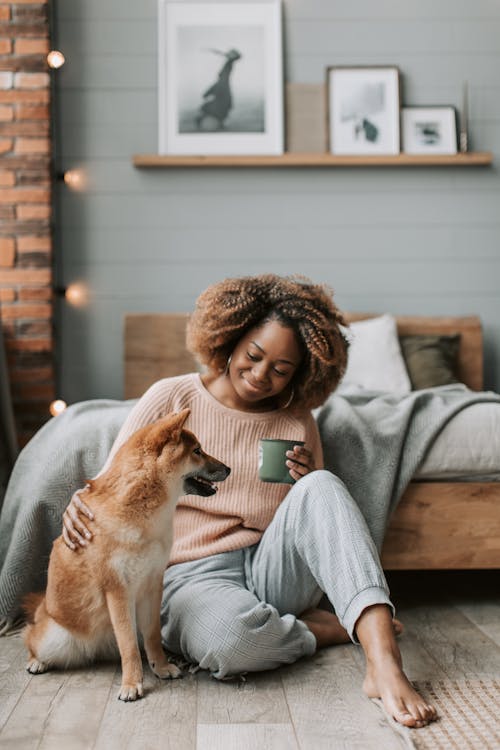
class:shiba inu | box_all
[23,408,230,701]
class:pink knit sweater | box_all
[101,373,324,565]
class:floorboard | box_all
[0,664,69,749]
[196,669,290,724]
[455,602,500,649]
[280,646,407,749]
[1,571,499,749]
[37,663,116,750]
[197,723,299,750]
[400,604,500,679]
[94,664,198,750]
[0,633,33,733]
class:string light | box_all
[47,13,68,424]
[62,168,87,190]
[50,399,67,417]
[54,283,89,306]
[47,50,65,69]
[64,282,89,306]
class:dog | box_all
[23,408,230,701]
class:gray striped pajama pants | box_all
[160,470,394,679]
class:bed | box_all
[124,313,500,570]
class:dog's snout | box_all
[211,461,230,480]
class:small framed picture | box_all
[401,107,458,155]
[158,0,284,156]
[327,66,401,155]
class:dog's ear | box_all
[138,409,191,458]
[167,408,191,442]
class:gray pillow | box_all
[399,334,460,390]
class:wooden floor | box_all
[1,571,499,750]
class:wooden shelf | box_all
[133,151,493,168]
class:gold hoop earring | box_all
[281,387,294,409]
[225,354,232,376]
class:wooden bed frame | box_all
[124,313,500,570]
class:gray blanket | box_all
[316,384,500,550]
[1,385,499,633]
[0,399,135,633]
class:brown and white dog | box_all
[23,408,230,701]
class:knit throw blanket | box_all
[1,385,499,633]
[0,399,135,634]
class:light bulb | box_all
[47,50,65,69]
[65,282,88,306]
[63,169,86,190]
[50,399,67,417]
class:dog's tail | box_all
[22,592,45,623]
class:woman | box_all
[63,274,436,729]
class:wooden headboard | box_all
[124,313,483,398]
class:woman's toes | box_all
[407,701,436,726]
[388,695,429,727]
[392,618,404,636]
[415,700,435,720]
[395,710,420,727]
[423,703,438,722]
[418,704,431,722]
[388,697,413,725]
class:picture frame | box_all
[401,106,458,155]
[158,1,284,156]
[327,66,401,155]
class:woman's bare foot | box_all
[363,654,438,728]
[300,608,404,648]
[300,608,351,646]
[356,604,437,729]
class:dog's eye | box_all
[193,447,202,456]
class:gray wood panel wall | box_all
[56,0,500,402]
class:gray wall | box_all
[56,0,500,402]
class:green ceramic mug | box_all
[258,438,305,484]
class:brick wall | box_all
[0,0,54,446]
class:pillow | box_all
[416,402,500,478]
[341,314,411,393]
[399,334,460,390]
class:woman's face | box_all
[227,319,302,409]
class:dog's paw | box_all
[118,682,144,702]
[27,658,48,674]
[150,660,182,680]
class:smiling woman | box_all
[205,320,302,412]
[59,273,437,728]
[186,273,348,410]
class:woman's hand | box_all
[62,486,94,551]
[286,445,316,481]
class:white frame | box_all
[402,107,458,155]
[327,66,401,156]
[158,1,284,155]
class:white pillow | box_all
[341,314,412,393]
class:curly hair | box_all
[186,274,349,410]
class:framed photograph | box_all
[402,107,458,155]
[158,1,284,155]
[327,66,401,155]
